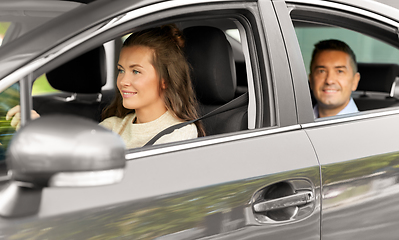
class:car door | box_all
[0,0,321,239]
[277,0,399,239]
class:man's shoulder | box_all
[338,98,358,115]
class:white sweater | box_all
[99,111,198,148]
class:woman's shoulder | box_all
[177,123,198,136]
[155,122,198,145]
[160,111,198,135]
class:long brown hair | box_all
[102,24,205,137]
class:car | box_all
[1,0,399,239]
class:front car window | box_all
[0,83,19,162]
[27,7,264,150]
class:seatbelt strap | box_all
[143,92,249,146]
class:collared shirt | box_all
[313,98,359,118]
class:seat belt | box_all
[144,92,249,147]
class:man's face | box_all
[309,50,360,115]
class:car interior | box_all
[33,46,110,122]
[183,25,248,135]
[354,63,399,111]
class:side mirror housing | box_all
[0,115,126,217]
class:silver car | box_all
[1,0,399,239]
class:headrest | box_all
[184,26,236,105]
[46,46,106,94]
[357,63,399,93]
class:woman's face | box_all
[117,45,166,118]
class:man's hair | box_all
[310,39,358,73]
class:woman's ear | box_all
[161,79,167,89]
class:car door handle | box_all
[253,190,314,212]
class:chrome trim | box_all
[126,125,301,160]
[253,190,314,212]
[252,178,318,224]
[286,0,399,27]
[0,0,231,92]
[301,108,399,129]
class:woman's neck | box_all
[135,107,167,124]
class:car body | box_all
[1,0,399,239]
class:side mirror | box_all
[0,115,126,217]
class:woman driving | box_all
[100,24,205,147]
[6,24,205,148]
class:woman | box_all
[7,24,205,148]
[100,24,205,148]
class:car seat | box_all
[354,63,399,111]
[33,46,109,122]
[183,26,248,135]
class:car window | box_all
[294,24,399,75]
[291,6,399,118]
[29,11,268,150]
[32,74,59,96]
[0,83,19,162]
[0,22,10,46]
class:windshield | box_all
[0,1,81,48]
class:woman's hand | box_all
[6,105,40,130]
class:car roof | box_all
[0,0,83,79]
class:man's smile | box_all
[322,89,339,93]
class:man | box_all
[309,39,360,118]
